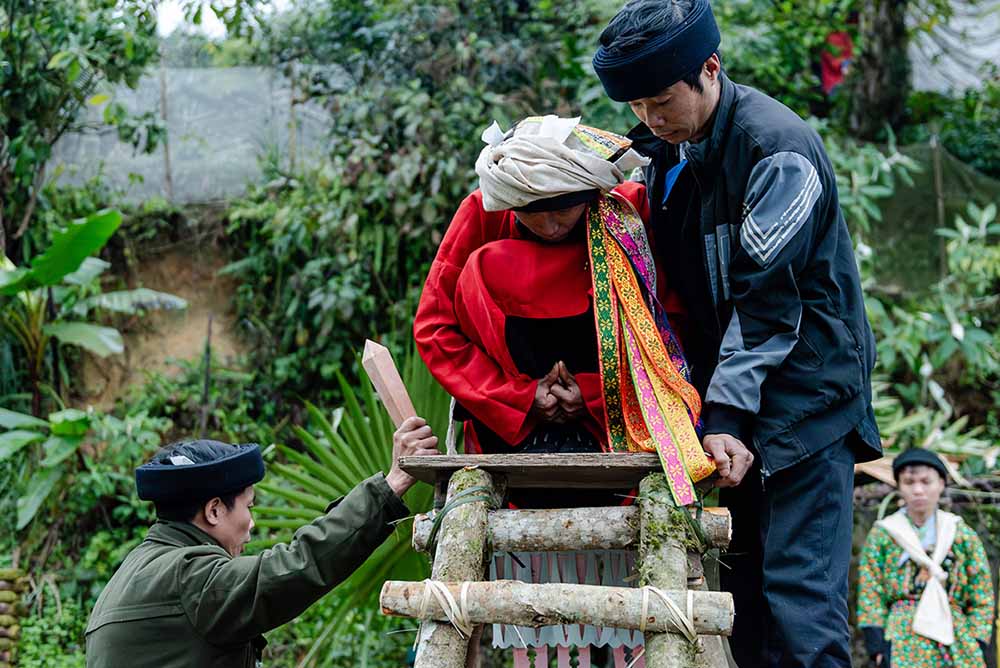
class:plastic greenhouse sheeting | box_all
[871,142,1000,291]
[49,66,336,204]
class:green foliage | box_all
[222,0,626,408]
[0,402,169,594]
[904,78,1000,179]
[0,401,169,660]
[252,347,451,665]
[263,600,417,668]
[0,209,186,416]
[820,122,922,236]
[865,202,1000,470]
[124,356,275,446]
[0,0,162,253]
[0,210,122,296]
[16,598,88,668]
[160,28,260,67]
[813,128,1000,474]
[716,0,852,118]
[1,407,93,529]
[0,211,126,402]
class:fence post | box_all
[158,44,174,203]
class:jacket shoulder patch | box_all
[740,151,821,266]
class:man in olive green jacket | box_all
[86,416,439,667]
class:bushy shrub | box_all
[16,598,88,668]
[220,0,627,410]
[715,0,853,118]
[905,77,1000,178]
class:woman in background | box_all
[857,448,994,668]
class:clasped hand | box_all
[531,361,585,424]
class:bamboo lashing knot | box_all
[425,485,495,556]
[418,579,475,639]
[638,586,696,642]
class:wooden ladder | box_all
[379,453,734,668]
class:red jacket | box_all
[413,181,686,451]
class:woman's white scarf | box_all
[877,508,960,645]
[474,115,649,212]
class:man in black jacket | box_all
[593,1,882,666]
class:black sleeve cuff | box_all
[978,639,989,658]
[860,626,886,657]
[702,402,755,444]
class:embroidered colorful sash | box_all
[588,194,715,505]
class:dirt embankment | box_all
[77,240,245,411]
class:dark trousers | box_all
[720,434,857,668]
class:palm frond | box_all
[254,343,453,666]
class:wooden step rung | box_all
[380,580,734,636]
[412,506,731,553]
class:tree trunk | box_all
[412,506,731,553]
[413,468,497,668]
[849,0,911,140]
[381,580,734,636]
[640,474,700,666]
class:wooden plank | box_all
[397,452,663,488]
[855,458,896,487]
[361,339,416,428]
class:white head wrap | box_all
[475,115,650,212]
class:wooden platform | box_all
[397,452,664,488]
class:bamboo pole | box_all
[412,506,731,553]
[157,45,174,203]
[640,474,699,667]
[413,467,497,668]
[381,580,733,636]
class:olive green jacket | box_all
[85,474,408,668]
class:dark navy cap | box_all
[593,0,721,102]
[892,447,948,482]
[136,440,265,504]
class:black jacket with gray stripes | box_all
[628,72,882,477]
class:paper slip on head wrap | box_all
[592,0,721,102]
[475,115,649,212]
[136,440,265,504]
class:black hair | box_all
[155,489,243,522]
[599,0,714,92]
